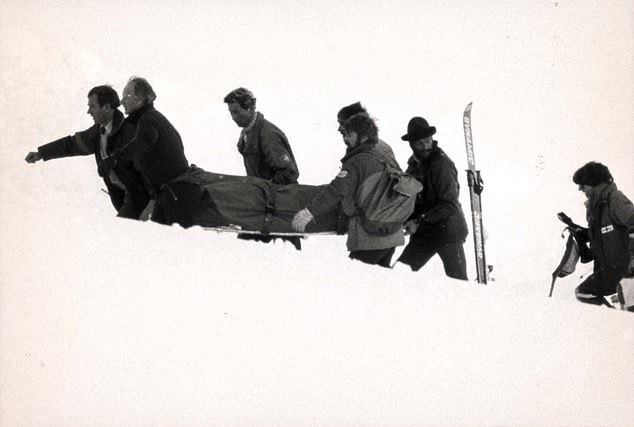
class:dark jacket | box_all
[237,112,299,185]
[37,109,149,213]
[114,104,189,194]
[586,183,634,278]
[406,145,468,243]
[307,143,404,251]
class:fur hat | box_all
[572,162,613,187]
[401,117,436,141]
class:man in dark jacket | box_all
[24,85,149,219]
[224,87,301,249]
[224,87,299,185]
[396,117,469,280]
[571,162,634,306]
[106,77,190,224]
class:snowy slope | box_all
[2,161,633,427]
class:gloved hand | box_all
[404,219,418,235]
[97,156,118,176]
[291,208,314,232]
[25,151,42,163]
[557,212,588,241]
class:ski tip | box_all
[464,102,473,112]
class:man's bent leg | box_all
[350,247,395,268]
[397,236,437,271]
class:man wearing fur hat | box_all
[396,117,469,280]
[572,162,634,306]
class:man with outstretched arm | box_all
[25,85,149,219]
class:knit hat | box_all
[401,117,436,141]
[572,162,613,187]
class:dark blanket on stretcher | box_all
[154,165,342,233]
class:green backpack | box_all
[356,153,423,236]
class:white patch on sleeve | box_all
[601,224,614,234]
[336,170,348,178]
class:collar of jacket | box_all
[243,111,260,134]
[585,182,617,223]
[341,143,376,163]
[109,109,126,135]
[126,103,154,124]
[408,145,443,166]
[590,182,616,206]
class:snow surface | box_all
[1,1,633,426]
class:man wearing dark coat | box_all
[396,117,469,280]
[571,162,634,307]
[106,77,190,224]
[24,85,149,219]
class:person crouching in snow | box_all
[291,112,404,267]
[572,162,634,306]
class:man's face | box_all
[337,117,345,135]
[343,130,360,149]
[86,94,110,125]
[227,102,254,128]
[410,136,434,158]
[121,82,144,115]
[578,184,594,199]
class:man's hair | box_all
[343,112,378,145]
[573,161,613,187]
[223,87,256,110]
[128,76,157,104]
[337,102,367,122]
[87,85,120,109]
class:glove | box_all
[97,156,118,176]
[291,208,314,232]
[25,151,42,163]
[404,219,418,235]
[557,212,588,241]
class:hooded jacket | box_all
[307,143,404,251]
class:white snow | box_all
[1,1,633,426]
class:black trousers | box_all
[117,192,150,220]
[349,247,395,268]
[575,268,627,305]
[398,237,468,280]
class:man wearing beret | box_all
[571,161,634,307]
[396,117,469,280]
